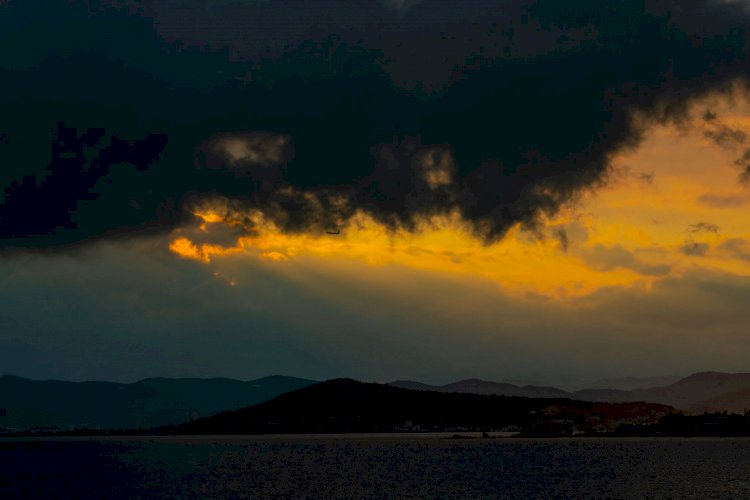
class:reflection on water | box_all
[2,436,750,498]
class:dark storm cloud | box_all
[3,0,750,249]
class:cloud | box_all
[687,222,720,234]
[261,251,289,262]
[4,0,750,250]
[554,228,569,252]
[682,223,718,257]
[581,268,750,337]
[583,244,671,276]
[704,123,747,147]
[718,237,750,261]
[200,131,294,171]
[418,147,454,190]
[637,172,655,186]
[697,193,750,208]
[4,237,750,383]
[701,115,750,181]
[682,241,710,256]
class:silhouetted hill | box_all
[171,378,672,435]
[0,375,315,431]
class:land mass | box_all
[4,371,750,434]
[6,378,750,438]
[165,378,673,437]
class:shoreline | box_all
[5,432,750,442]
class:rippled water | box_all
[2,435,749,498]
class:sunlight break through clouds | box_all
[169,92,750,300]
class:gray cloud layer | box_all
[2,238,750,384]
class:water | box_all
[2,435,750,498]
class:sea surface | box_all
[2,435,750,499]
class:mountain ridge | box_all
[4,371,750,434]
[170,378,673,436]
[389,372,750,413]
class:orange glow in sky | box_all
[169,94,750,299]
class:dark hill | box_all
[172,378,672,435]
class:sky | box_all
[2,0,750,386]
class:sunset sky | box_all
[2,0,750,386]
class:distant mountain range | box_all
[390,379,569,398]
[169,378,672,436]
[4,371,750,433]
[0,375,316,432]
[580,375,683,391]
[389,372,750,414]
